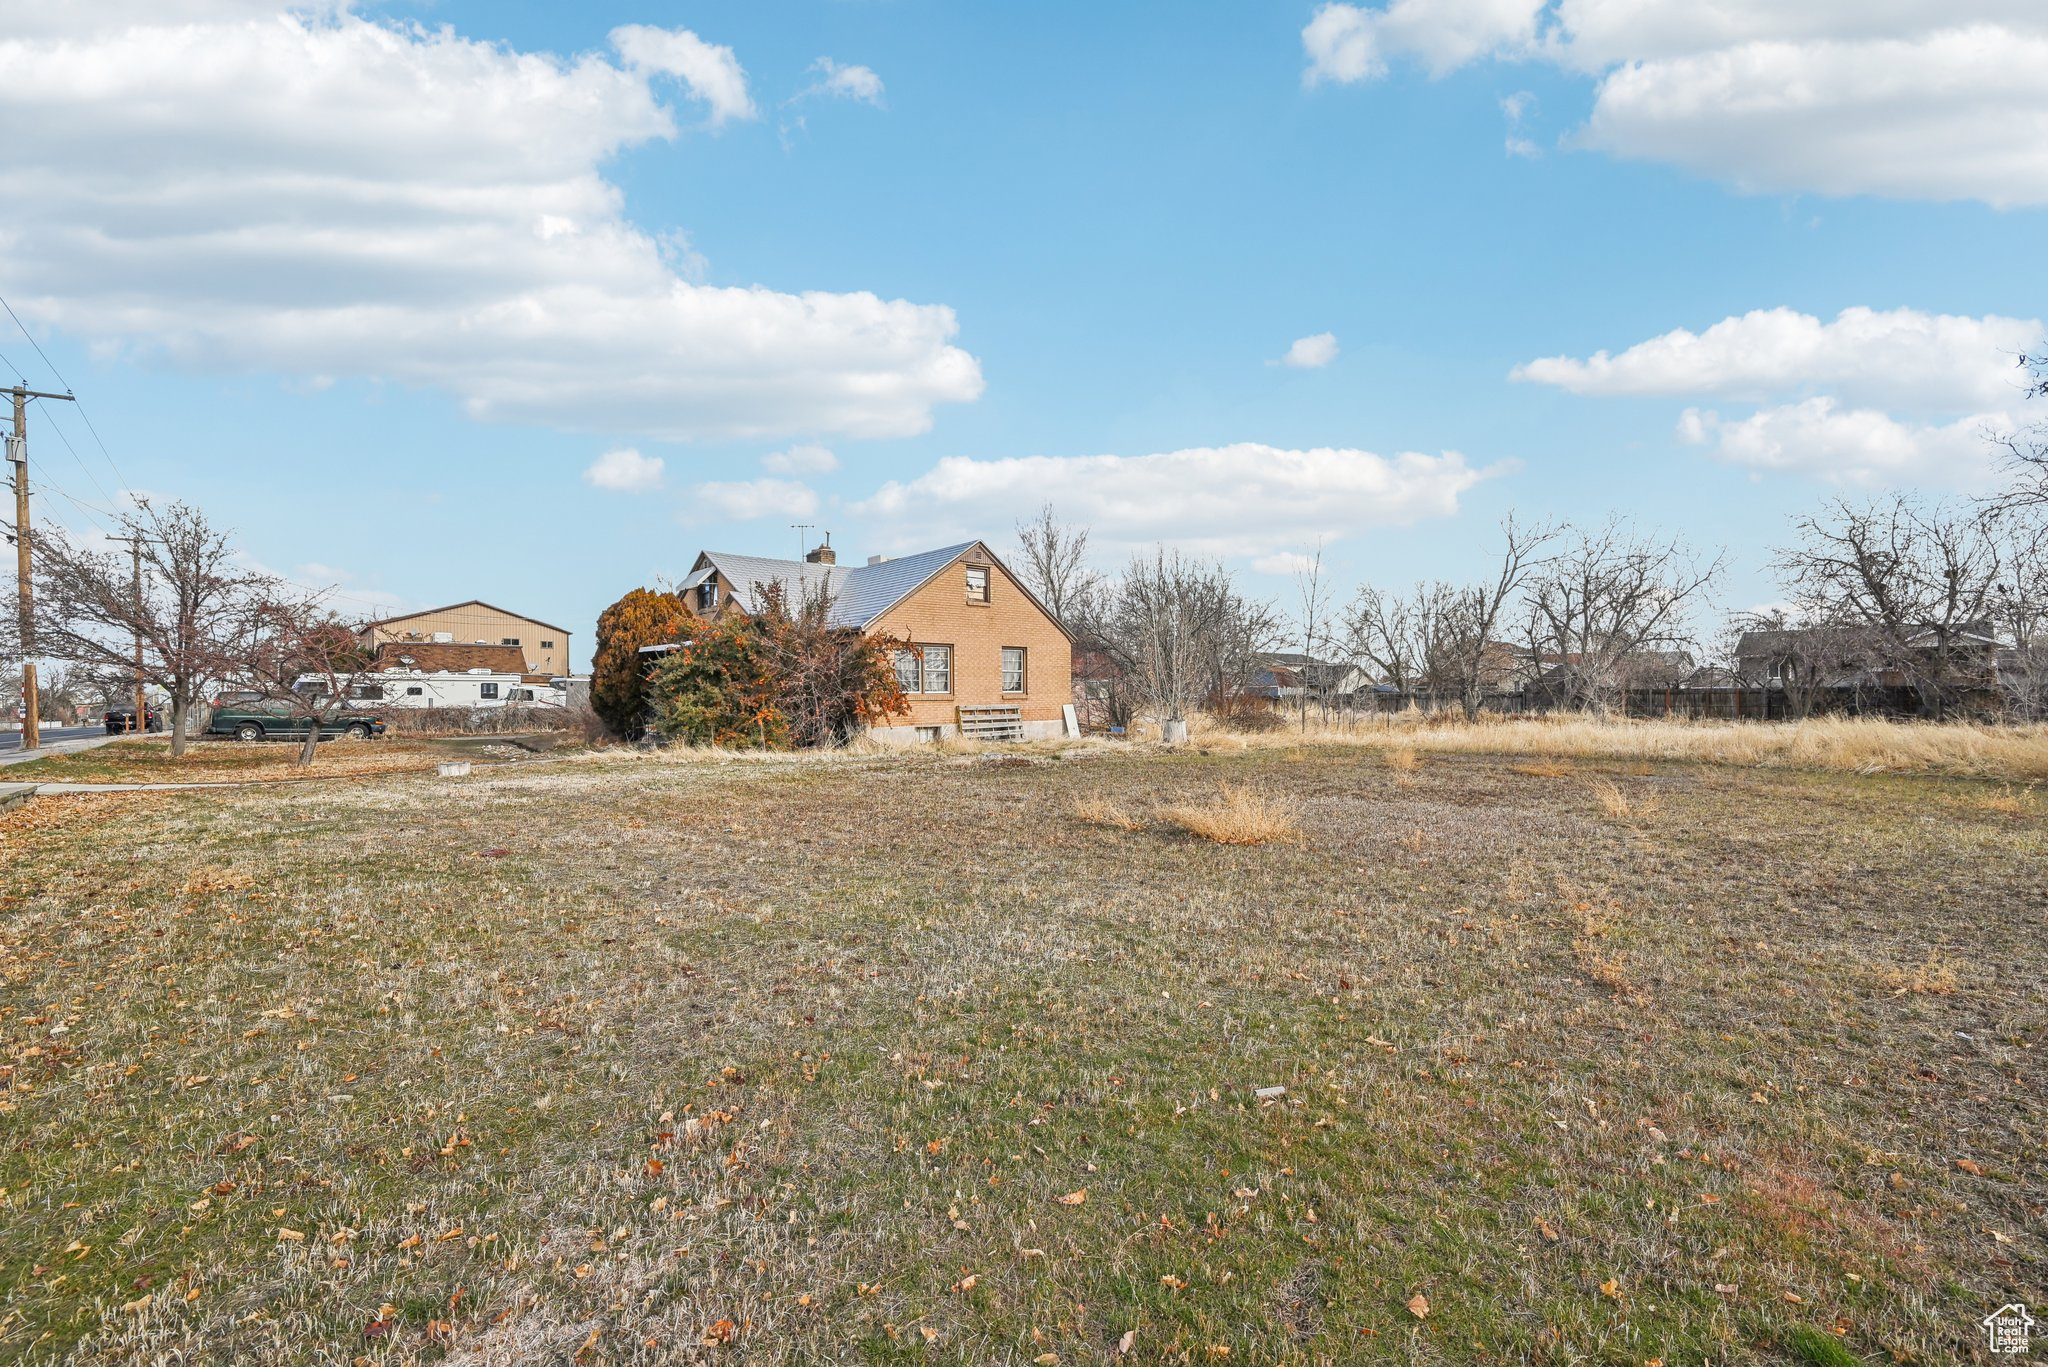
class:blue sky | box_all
[2,1,2042,669]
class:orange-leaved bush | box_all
[591,586,694,738]
[649,582,906,748]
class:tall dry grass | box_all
[1191,711,2048,781]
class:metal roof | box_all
[696,542,981,630]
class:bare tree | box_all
[1344,581,1449,707]
[1099,548,1276,736]
[1990,509,2048,719]
[1013,505,1101,629]
[1434,516,1558,719]
[35,500,274,755]
[1990,349,2048,512]
[1290,545,1334,730]
[1777,496,2002,718]
[1522,519,1724,713]
[237,594,385,765]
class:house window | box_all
[500,637,521,646]
[892,645,952,694]
[1002,646,1027,693]
[406,686,424,696]
[540,639,555,649]
[698,580,719,612]
[348,683,384,701]
[965,565,990,603]
[512,688,534,702]
[915,726,941,743]
[479,682,500,700]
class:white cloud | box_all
[611,24,758,126]
[0,8,983,442]
[583,447,666,491]
[1302,3,2048,205]
[687,477,820,523]
[1678,399,2010,485]
[1252,552,1318,576]
[760,443,839,475]
[800,58,886,106]
[1304,0,1545,84]
[1518,306,2034,487]
[1501,90,1541,157]
[854,443,1499,557]
[1274,332,1340,369]
[1514,307,2039,411]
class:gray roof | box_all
[695,542,983,630]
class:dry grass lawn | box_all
[1,740,2042,1365]
[2,736,554,786]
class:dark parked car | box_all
[206,704,387,743]
[104,706,164,734]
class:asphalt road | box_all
[0,725,106,755]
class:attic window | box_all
[965,565,990,603]
[698,580,720,612]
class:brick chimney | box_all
[804,535,836,565]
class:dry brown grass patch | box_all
[1071,796,1144,831]
[1157,782,1303,846]
[1510,760,1575,778]
[1978,783,2038,816]
[1586,776,1657,820]
[1383,747,1418,772]
[1879,954,1960,996]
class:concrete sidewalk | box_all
[0,733,119,768]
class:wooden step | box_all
[956,704,1025,742]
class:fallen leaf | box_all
[1034,1356,1059,1366]
[1056,1189,1088,1206]
[1535,1218,1559,1241]
[1406,1293,1430,1319]
[702,1319,737,1346]
[1956,1158,1984,1176]
[1600,1279,1621,1300]
[951,1274,978,1293]
[1118,1329,1137,1355]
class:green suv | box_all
[205,704,388,743]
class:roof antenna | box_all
[790,523,814,560]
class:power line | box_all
[0,292,129,495]
[26,397,120,513]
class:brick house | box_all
[676,540,1074,743]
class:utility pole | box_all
[8,384,77,753]
[109,534,151,732]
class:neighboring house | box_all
[352,642,565,709]
[359,600,573,677]
[676,540,1073,744]
[1251,653,1371,706]
[1736,623,2010,691]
